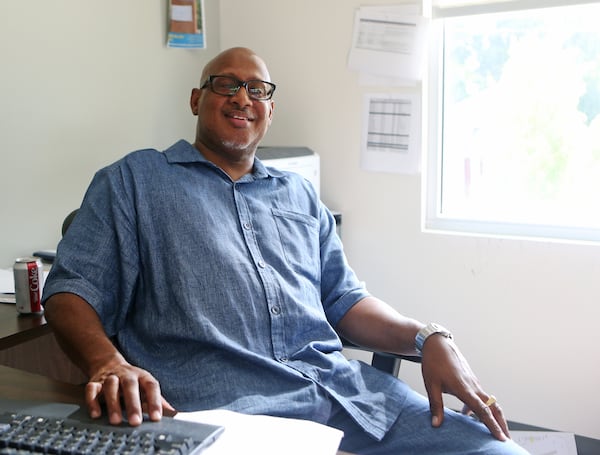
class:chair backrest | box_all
[61,209,79,236]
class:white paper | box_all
[171,4,194,22]
[361,92,422,174]
[348,6,429,82]
[175,409,343,455]
[0,268,48,295]
[0,269,14,294]
[359,71,419,87]
[512,431,577,455]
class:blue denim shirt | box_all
[43,140,408,440]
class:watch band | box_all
[415,323,453,354]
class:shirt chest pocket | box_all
[272,208,320,278]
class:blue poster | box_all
[167,0,206,49]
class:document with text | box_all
[512,431,577,455]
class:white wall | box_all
[220,0,600,439]
[1,0,598,441]
[0,0,220,266]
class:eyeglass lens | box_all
[209,76,275,100]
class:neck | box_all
[193,140,255,181]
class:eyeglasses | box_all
[201,75,276,101]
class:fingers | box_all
[85,381,104,419]
[425,383,445,428]
[463,394,510,441]
[420,336,511,441]
[120,375,144,426]
[487,396,510,439]
[85,368,167,426]
[160,398,178,417]
[137,373,164,422]
[85,374,124,425]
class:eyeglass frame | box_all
[200,75,277,101]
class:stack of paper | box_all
[0,267,49,304]
[0,269,14,293]
[0,269,15,303]
[175,410,343,455]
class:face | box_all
[190,48,274,163]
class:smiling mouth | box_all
[225,112,254,129]
[226,111,254,122]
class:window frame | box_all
[424,0,600,244]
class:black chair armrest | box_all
[341,338,422,376]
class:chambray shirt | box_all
[43,140,408,440]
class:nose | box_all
[229,84,253,105]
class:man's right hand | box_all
[43,293,176,426]
[85,360,176,426]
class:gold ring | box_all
[485,395,497,407]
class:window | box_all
[425,0,600,243]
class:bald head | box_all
[200,47,272,85]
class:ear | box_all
[190,88,201,115]
[267,99,274,124]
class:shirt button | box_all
[257,260,266,268]
[270,306,281,315]
[279,356,288,363]
[243,222,251,230]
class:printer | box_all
[255,146,341,237]
[256,146,320,197]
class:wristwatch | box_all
[415,323,453,354]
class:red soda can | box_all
[13,257,44,314]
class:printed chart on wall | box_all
[348,4,428,85]
[167,0,206,49]
[360,93,421,174]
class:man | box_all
[43,47,528,454]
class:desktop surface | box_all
[0,365,83,406]
[0,304,49,350]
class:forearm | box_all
[44,293,126,378]
[336,296,425,356]
[45,293,169,425]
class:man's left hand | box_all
[420,335,511,441]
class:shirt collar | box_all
[163,139,285,181]
[164,140,210,165]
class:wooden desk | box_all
[0,304,49,350]
[0,304,85,384]
[0,364,83,405]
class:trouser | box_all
[326,389,530,455]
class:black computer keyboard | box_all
[0,411,199,454]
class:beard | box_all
[220,136,252,152]
[215,130,264,158]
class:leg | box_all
[330,390,530,455]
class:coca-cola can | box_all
[13,257,44,314]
